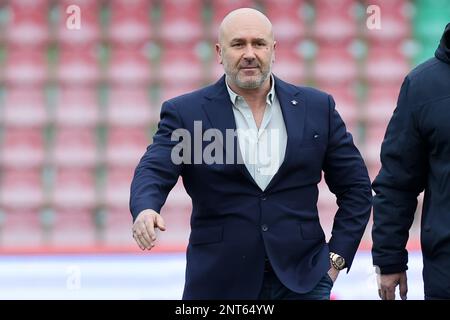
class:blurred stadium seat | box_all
[51,168,96,210]
[57,47,101,85]
[56,0,101,48]
[2,87,48,128]
[50,127,98,168]
[107,48,152,85]
[313,0,358,44]
[108,0,152,48]
[50,208,96,246]
[4,0,50,47]
[0,169,45,210]
[106,86,156,127]
[53,87,101,127]
[105,127,150,167]
[159,0,204,48]
[0,128,45,168]
[264,0,307,46]
[4,50,48,85]
[0,209,44,247]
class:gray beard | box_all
[230,69,271,89]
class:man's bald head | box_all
[218,8,274,45]
[216,8,276,91]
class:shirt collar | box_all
[225,74,275,107]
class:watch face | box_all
[335,256,345,268]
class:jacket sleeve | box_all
[129,100,184,221]
[372,77,427,274]
[323,95,373,271]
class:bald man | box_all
[130,8,372,299]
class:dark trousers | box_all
[258,259,333,300]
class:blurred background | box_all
[0,0,448,299]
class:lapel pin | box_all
[291,100,298,106]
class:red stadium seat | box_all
[51,168,97,210]
[2,87,48,128]
[364,45,410,85]
[364,84,399,124]
[50,127,98,168]
[103,166,135,210]
[159,49,203,86]
[272,48,306,85]
[0,209,44,247]
[108,0,152,47]
[264,0,307,45]
[159,0,203,48]
[313,0,358,44]
[0,128,45,168]
[0,169,44,210]
[208,59,226,83]
[106,127,150,167]
[313,45,358,85]
[53,87,101,127]
[159,83,201,105]
[4,0,50,47]
[57,47,101,85]
[364,123,388,171]
[317,84,359,132]
[363,0,411,44]
[103,207,134,246]
[50,208,96,246]
[107,86,156,127]
[107,48,152,85]
[56,0,101,48]
[4,50,48,86]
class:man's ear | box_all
[272,41,276,63]
[215,43,223,64]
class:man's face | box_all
[216,15,275,89]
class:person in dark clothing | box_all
[372,23,450,300]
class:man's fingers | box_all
[385,287,396,300]
[132,211,163,251]
[144,219,157,241]
[155,214,166,231]
[133,233,146,250]
[399,275,408,300]
[136,231,152,248]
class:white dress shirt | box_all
[226,75,287,190]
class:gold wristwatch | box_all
[329,252,346,270]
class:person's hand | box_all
[327,266,340,283]
[132,209,166,251]
[377,272,408,300]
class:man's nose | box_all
[243,44,256,59]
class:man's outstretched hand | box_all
[132,209,166,250]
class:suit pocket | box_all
[300,221,325,240]
[190,226,224,245]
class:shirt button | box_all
[261,225,268,232]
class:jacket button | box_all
[260,193,267,201]
[261,224,268,232]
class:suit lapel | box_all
[265,77,306,192]
[202,76,258,187]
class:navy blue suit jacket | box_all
[130,75,372,299]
